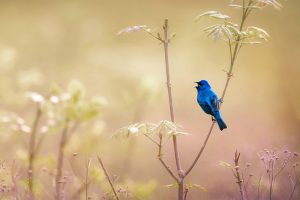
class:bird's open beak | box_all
[193,82,198,88]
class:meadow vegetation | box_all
[0,0,299,200]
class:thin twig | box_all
[184,122,215,176]
[234,151,247,200]
[97,155,120,200]
[85,158,91,200]
[143,29,163,42]
[158,136,180,182]
[269,160,274,200]
[257,175,262,200]
[162,19,184,200]
[55,123,70,200]
[185,1,251,177]
[71,181,92,200]
[143,134,160,147]
[184,187,188,200]
[288,171,300,200]
[28,106,42,198]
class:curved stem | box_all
[184,123,215,176]
[184,2,251,178]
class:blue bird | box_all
[194,80,227,131]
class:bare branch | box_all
[97,155,120,200]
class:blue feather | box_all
[195,80,227,131]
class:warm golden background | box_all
[0,0,299,199]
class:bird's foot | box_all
[211,117,216,122]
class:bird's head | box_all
[194,80,211,90]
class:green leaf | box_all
[193,184,208,192]
[256,0,282,10]
[164,182,178,188]
[185,183,207,192]
[114,123,156,138]
[203,20,241,42]
[117,25,149,35]
[195,11,230,22]
[241,26,270,44]
[229,4,243,8]
[149,120,187,137]
[115,120,188,139]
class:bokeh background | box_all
[0,0,299,199]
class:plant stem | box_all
[269,160,274,200]
[233,151,247,200]
[288,172,300,200]
[97,156,120,200]
[184,2,250,178]
[158,136,180,182]
[257,175,262,200]
[85,158,91,200]
[55,124,69,200]
[28,106,42,198]
[162,19,184,200]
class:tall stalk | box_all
[162,19,184,200]
[184,1,253,178]
[55,124,69,200]
[28,106,42,199]
[97,156,120,200]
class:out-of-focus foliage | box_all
[115,120,188,138]
[0,0,299,199]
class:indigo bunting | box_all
[194,80,227,131]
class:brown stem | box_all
[55,124,69,200]
[85,158,91,200]
[162,19,184,200]
[288,172,300,200]
[97,156,120,200]
[28,107,42,198]
[158,136,180,183]
[143,134,160,146]
[184,3,250,178]
[257,175,262,200]
[71,180,92,200]
[184,188,188,200]
[234,151,247,200]
[269,160,274,200]
[184,122,215,177]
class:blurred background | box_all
[0,0,299,199]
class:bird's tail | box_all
[214,112,227,131]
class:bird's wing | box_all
[209,94,220,112]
